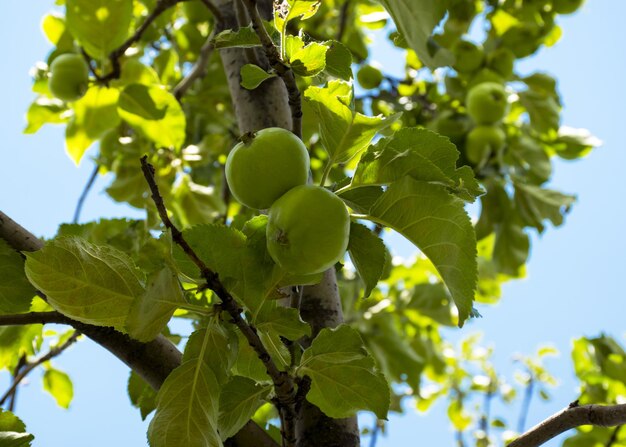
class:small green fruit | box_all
[225,127,310,210]
[466,82,508,124]
[553,0,584,14]
[431,110,472,143]
[48,53,90,102]
[465,125,506,164]
[452,40,485,73]
[267,185,350,275]
[357,64,384,90]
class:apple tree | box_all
[1,0,621,446]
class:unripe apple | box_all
[48,53,90,102]
[465,125,506,164]
[452,40,485,73]
[225,128,310,210]
[552,0,584,14]
[357,64,383,90]
[466,82,508,124]
[267,185,350,275]
[431,110,472,144]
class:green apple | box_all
[452,40,485,73]
[553,0,584,14]
[466,82,508,124]
[501,24,542,58]
[267,185,350,275]
[465,125,506,164]
[225,127,310,210]
[487,47,515,78]
[48,53,90,102]
[357,64,384,90]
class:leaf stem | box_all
[319,161,333,187]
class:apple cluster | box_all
[225,128,350,275]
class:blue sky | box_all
[1,1,625,446]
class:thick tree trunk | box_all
[215,2,360,444]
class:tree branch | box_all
[0,331,80,407]
[509,402,626,447]
[173,28,217,100]
[336,0,350,43]
[0,210,277,447]
[140,155,298,446]
[73,163,99,223]
[240,0,303,138]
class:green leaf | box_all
[0,239,36,314]
[285,36,328,77]
[24,237,144,330]
[41,14,73,50]
[125,266,185,342]
[128,371,157,420]
[493,215,529,276]
[298,325,389,419]
[0,409,34,447]
[213,26,261,49]
[514,182,575,233]
[66,0,133,60]
[66,86,120,164]
[118,84,186,150]
[407,283,455,326]
[0,326,42,371]
[232,330,269,382]
[304,80,400,165]
[218,376,271,440]
[519,89,560,135]
[554,126,602,160]
[347,222,387,298]
[324,40,353,80]
[24,98,68,134]
[43,368,73,409]
[377,0,453,68]
[171,175,226,227]
[173,224,247,282]
[148,325,225,447]
[240,64,277,90]
[147,361,222,447]
[184,323,238,385]
[255,301,311,341]
[274,0,321,37]
[347,177,477,325]
[351,128,482,202]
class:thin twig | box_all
[509,403,626,447]
[481,388,495,438]
[7,356,26,412]
[0,332,80,407]
[96,0,180,83]
[369,418,381,447]
[73,163,99,223]
[140,156,298,446]
[606,425,623,447]
[241,0,302,138]
[518,376,535,433]
[336,0,351,43]
[173,28,217,100]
